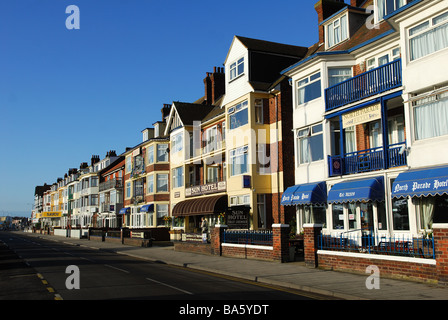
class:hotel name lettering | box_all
[342,103,381,129]
[185,181,226,197]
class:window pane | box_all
[309,134,323,161]
[332,204,344,230]
[392,198,409,230]
[230,107,248,129]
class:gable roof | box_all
[235,36,309,58]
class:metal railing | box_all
[328,141,407,176]
[319,230,435,259]
[223,229,273,246]
[325,59,402,111]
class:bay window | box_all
[328,68,352,87]
[156,173,169,192]
[297,123,324,164]
[172,167,184,188]
[229,100,248,130]
[297,72,321,105]
[409,11,448,61]
[229,145,248,176]
[413,91,448,140]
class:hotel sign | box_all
[185,181,226,197]
[342,103,381,129]
[39,211,62,218]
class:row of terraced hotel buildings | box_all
[33,0,448,285]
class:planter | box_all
[169,229,182,241]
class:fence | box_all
[223,229,273,246]
[319,231,435,259]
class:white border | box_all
[318,250,436,265]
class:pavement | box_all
[21,232,448,300]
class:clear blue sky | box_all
[0,0,337,217]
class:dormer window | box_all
[376,0,410,22]
[326,14,348,48]
[229,57,244,81]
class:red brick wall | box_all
[318,253,438,284]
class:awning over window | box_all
[328,176,384,203]
[392,165,448,198]
[281,182,327,206]
[140,204,154,213]
[119,207,130,214]
[172,195,228,217]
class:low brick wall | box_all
[105,236,122,244]
[303,223,448,286]
[174,242,212,255]
[221,243,274,261]
[89,235,103,242]
[318,250,438,284]
[123,237,152,247]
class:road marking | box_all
[145,277,193,295]
[47,287,55,293]
[104,264,130,274]
[42,280,48,285]
[9,274,36,278]
[80,256,95,263]
[54,294,63,300]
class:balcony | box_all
[328,142,407,177]
[325,59,402,112]
[99,178,123,192]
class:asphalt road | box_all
[0,232,328,303]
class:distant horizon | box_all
[1,211,32,218]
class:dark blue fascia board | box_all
[281,23,397,76]
[383,0,424,20]
[281,50,349,75]
[319,5,367,26]
[324,90,403,119]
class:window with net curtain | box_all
[377,0,406,21]
[413,92,448,141]
[409,11,448,61]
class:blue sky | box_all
[0,0,336,217]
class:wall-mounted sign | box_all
[342,103,381,129]
[185,181,226,197]
[39,211,62,218]
[226,206,249,229]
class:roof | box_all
[172,102,216,126]
[235,36,308,58]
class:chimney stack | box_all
[204,67,225,105]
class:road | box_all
[0,231,331,303]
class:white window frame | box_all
[326,14,349,49]
[157,144,169,162]
[296,123,324,164]
[255,99,263,124]
[171,133,183,154]
[297,72,322,105]
[156,173,169,193]
[172,166,184,189]
[229,145,249,176]
[408,11,448,62]
[229,57,244,81]
[229,100,249,130]
[366,47,400,71]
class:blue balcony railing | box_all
[325,59,402,112]
[328,141,407,177]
